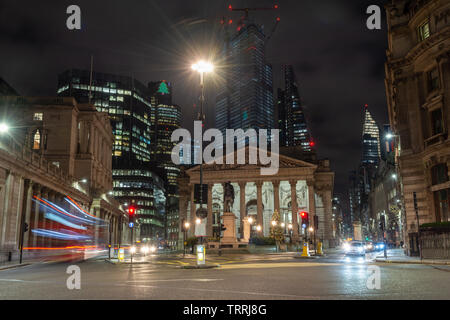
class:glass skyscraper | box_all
[57,69,166,242]
[216,20,274,140]
[149,80,182,249]
[278,65,313,151]
[362,106,381,165]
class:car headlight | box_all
[343,243,350,252]
[150,246,156,253]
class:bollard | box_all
[301,242,310,257]
[316,242,323,255]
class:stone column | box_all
[23,181,33,248]
[323,187,333,248]
[273,180,280,214]
[239,182,246,238]
[307,180,316,230]
[289,180,299,241]
[31,184,42,248]
[256,181,263,233]
[189,185,196,238]
[47,191,56,247]
[207,183,213,237]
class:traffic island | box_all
[0,263,30,271]
[293,254,319,260]
[180,264,220,269]
[375,258,450,266]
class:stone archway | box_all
[246,199,264,216]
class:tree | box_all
[158,81,170,95]
[269,210,285,251]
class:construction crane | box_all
[226,4,280,40]
[228,4,279,19]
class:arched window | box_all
[33,130,41,150]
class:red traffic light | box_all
[128,207,136,215]
[300,211,308,218]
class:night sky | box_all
[0,0,389,209]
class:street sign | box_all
[195,219,207,237]
[118,248,125,261]
[196,245,205,265]
[129,222,134,228]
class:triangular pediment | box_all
[186,145,317,173]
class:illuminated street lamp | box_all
[288,224,293,244]
[271,220,277,227]
[248,217,254,225]
[256,225,262,232]
[191,60,214,245]
[0,123,9,134]
[183,221,190,257]
[196,218,201,225]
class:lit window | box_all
[33,113,43,121]
[418,21,430,42]
[33,130,41,150]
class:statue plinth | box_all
[241,217,251,243]
[222,211,237,244]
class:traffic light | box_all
[300,211,309,227]
[314,215,319,231]
[23,222,29,233]
[128,206,136,223]
[379,215,385,231]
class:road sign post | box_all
[196,244,205,265]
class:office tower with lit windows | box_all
[278,65,313,151]
[57,69,166,241]
[148,80,182,249]
[362,105,381,165]
[216,19,274,140]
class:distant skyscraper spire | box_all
[362,105,381,164]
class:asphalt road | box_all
[1,251,449,300]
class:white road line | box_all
[114,283,319,299]
[124,279,224,283]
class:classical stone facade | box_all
[385,0,450,255]
[0,96,129,263]
[178,147,335,248]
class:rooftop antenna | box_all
[88,55,94,104]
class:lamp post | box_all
[386,132,407,250]
[248,216,254,240]
[191,60,214,245]
[183,221,190,257]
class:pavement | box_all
[1,248,450,299]
[374,248,450,265]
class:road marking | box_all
[124,279,223,283]
[219,262,343,269]
[114,283,319,299]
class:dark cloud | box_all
[0,0,390,211]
